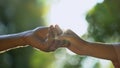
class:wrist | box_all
[18,30,33,46]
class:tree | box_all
[61,0,119,68]
[0,0,54,68]
[86,0,120,42]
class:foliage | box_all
[0,0,54,68]
[84,0,120,68]
[59,0,120,68]
[0,0,119,68]
[86,0,120,42]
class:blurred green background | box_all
[0,0,120,68]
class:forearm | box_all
[68,42,119,68]
[67,38,92,55]
[0,32,27,52]
[68,37,118,60]
[87,42,118,60]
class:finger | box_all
[48,39,70,51]
[64,29,80,38]
[52,40,69,47]
[46,39,64,51]
[48,40,60,51]
[46,25,57,51]
[48,25,55,39]
[55,25,63,36]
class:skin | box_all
[0,25,120,68]
[0,25,58,53]
[61,30,120,68]
[50,25,120,68]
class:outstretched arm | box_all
[59,30,120,68]
[61,30,117,60]
[48,25,120,68]
[0,26,60,53]
[0,32,26,52]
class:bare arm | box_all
[58,29,120,68]
[64,36,117,60]
[48,25,120,68]
[67,40,120,68]
[0,26,59,53]
[83,42,117,60]
[0,32,26,52]
[61,30,118,60]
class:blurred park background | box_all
[0,0,120,68]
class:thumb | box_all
[64,29,79,37]
[57,36,73,47]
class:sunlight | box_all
[48,0,98,36]
[47,0,112,68]
[47,0,98,55]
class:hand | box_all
[47,25,79,50]
[47,25,65,51]
[58,29,89,55]
[61,29,85,45]
[23,26,57,52]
